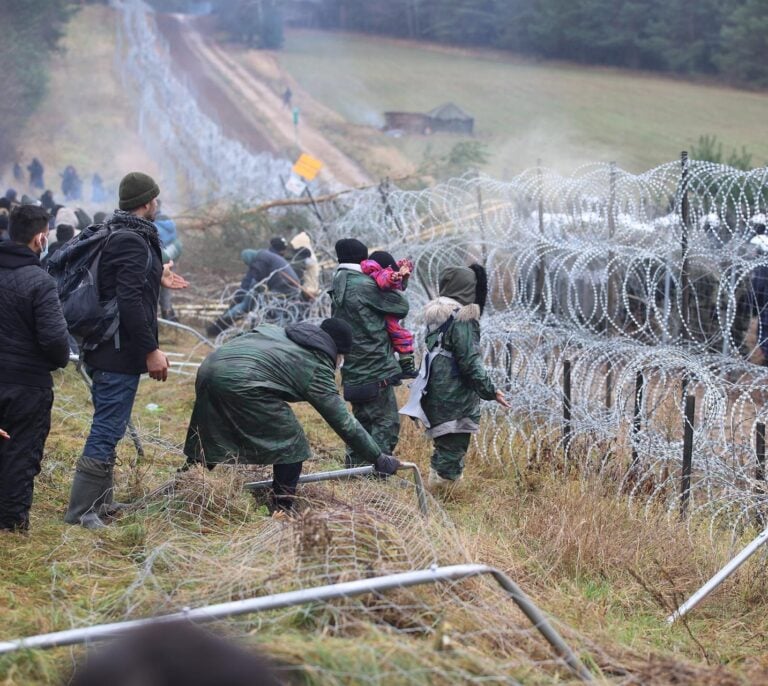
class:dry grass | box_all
[3,334,768,685]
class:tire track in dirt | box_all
[155,13,276,156]
[162,15,373,188]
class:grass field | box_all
[2,320,768,684]
[2,5,157,211]
[6,10,768,684]
[277,29,768,178]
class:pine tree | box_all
[716,0,768,86]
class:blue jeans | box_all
[223,294,255,322]
[82,369,140,463]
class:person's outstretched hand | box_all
[161,261,189,290]
[0,429,9,440]
[495,390,511,409]
[374,453,401,476]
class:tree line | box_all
[298,0,768,87]
[0,0,75,165]
[148,0,768,88]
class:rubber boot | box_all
[268,486,297,515]
[427,468,460,495]
[64,457,113,529]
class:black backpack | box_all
[47,224,150,351]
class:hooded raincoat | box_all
[329,267,409,386]
[421,267,496,438]
[183,323,381,466]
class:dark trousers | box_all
[0,382,53,530]
[345,384,400,466]
[271,461,303,511]
[431,433,472,480]
[82,369,140,463]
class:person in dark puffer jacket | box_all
[0,205,70,531]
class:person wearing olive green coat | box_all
[330,239,409,466]
[420,265,509,491]
[183,319,400,509]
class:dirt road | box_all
[155,14,276,156]
[157,14,373,188]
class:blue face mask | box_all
[39,236,49,260]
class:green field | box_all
[279,29,768,177]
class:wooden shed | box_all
[383,111,432,134]
[426,102,474,134]
[383,102,474,135]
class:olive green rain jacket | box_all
[421,297,497,438]
[183,323,381,465]
[329,266,409,386]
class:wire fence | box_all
[230,159,768,532]
[114,0,292,205]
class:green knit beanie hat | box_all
[438,266,477,306]
[119,172,160,211]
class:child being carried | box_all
[361,250,417,378]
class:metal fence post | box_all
[476,177,488,267]
[629,371,644,470]
[506,340,515,391]
[563,359,572,457]
[606,161,617,335]
[536,159,546,316]
[680,394,695,516]
[756,422,766,526]
[680,151,691,341]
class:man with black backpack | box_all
[0,205,70,532]
[63,172,187,529]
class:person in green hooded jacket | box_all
[329,238,410,466]
[183,318,400,510]
[416,265,509,492]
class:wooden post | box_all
[680,394,695,516]
[563,359,572,458]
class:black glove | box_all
[373,453,401,476]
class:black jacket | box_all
[0,243,70,388]
[83,213,163,375]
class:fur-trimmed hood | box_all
[423,296,481,331]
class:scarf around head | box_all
[106,210,161,253]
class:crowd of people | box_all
[0,168,510,535]
[0,166,516,684]
[8,158,109,204]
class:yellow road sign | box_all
[292,153,323,181]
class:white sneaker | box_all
[428,468,460,494]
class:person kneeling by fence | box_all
[183,318,401,511]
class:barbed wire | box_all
[114,0,292,205]
[244,162,768,533]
